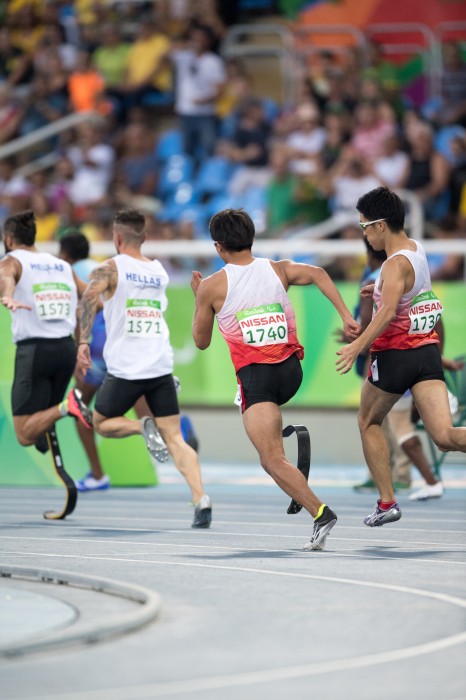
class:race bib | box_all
[125,299,162,337]
[33,282,71,321]
[236,303,288,346]
[408,291,444,335]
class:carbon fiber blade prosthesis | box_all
[43,427,78,520]
[282,424,311,514]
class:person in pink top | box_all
[191,208,360,551]
[337,187,466,528]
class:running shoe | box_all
[67,388,93,429]
[75,473,110,492]
[192,494,212,529]
[141,416,169,462]
[408,482,443,501]
[364,500,401,527]
[303,505,337,551]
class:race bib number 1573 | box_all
[33,282,71,320]
[236,303,288,346]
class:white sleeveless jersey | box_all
[216,257,303,372]
[103,254,174,380]
[8,249,77,343]
[372,240,442,352]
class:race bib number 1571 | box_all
[125,299,162,337]
[236,303,288,346]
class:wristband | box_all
[78,341,90,345]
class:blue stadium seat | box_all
[155,130,185,161]
[194,157,236,198]
[158,155,194,198]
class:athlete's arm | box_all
[77,260,116,371]
[191,272,216,350]
[336,256,407,375]
[0,256,31,311]
[278,260,360,338]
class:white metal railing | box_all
[0,111,97,161]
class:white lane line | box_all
[3,545,466,568]
[2,512,466,532]
[1,561,466,700]
[1,533,466,552]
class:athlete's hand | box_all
[360,283,375,298]
[336,342,360,375]
[343,318,361,340]
[190,271,203,296]
[1,296,32,311]
[77,343,92,376]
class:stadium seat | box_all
[194,157,237,198]
[155,130,185,162]
[158,155,194,198]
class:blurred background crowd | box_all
[1,0,465,282]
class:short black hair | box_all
[114,208,145,232]
[356,187,405,232]
[59,230,90,262]
[4,210,36,246]
[209,209,255,252]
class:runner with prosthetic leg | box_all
[191,208,360,550]
[0,211,92,519]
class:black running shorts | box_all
[237,353,303,412]
[368,343,445,395]
[94,372,180,419]
[12,336,77,416]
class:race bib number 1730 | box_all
[236,303,288,346]
[408,291,444,335]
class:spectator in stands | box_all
[29,190,59,242]
[68,50,110,115]
[372,133,409,189]
[285,102,326,176]
[266,145,329,235]
[170,25,226,161]
[218,96,271,195]
[117,20,172,113]
[400,120,451,221]
[33,22,77,74]
[18,73,67,137]
[38,48,69,102]
[8,4,44,56]
[0,83,24,145]
[66,121,115,210]
[92,25,130,92]
[321,146,381,214]
[321,107,351,169]
[0,26,32,86]
[351,99,395,161]
[440,42,466,126]
[0,159,30,211]
[363,39,399,94]
[113,123,158,208]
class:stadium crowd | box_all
[1,0,465,281]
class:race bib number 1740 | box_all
[236,303,288,346]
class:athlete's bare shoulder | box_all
[0,254,22,281]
